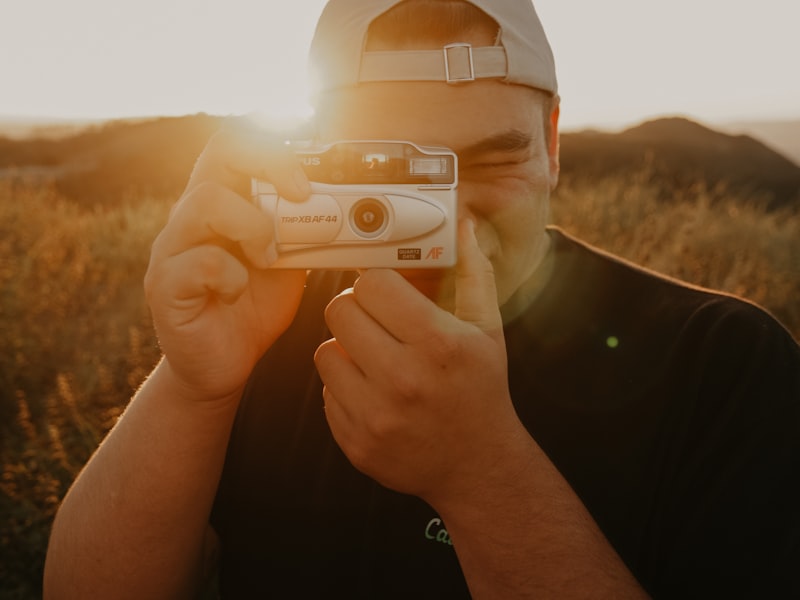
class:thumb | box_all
[454,219,503,332]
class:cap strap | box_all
[359,44,508,84]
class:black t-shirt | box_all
[211,227,800,598]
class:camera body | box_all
[251,140,457,269]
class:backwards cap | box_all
[309,0,557,98]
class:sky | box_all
[1,0,798,131]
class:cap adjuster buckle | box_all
[443,43,475,83]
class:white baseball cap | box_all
[309,0,557,98]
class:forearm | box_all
[434,427,648,599]
[43,358,241,600]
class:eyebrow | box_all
[457,129,535,162]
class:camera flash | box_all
[409,157,449,176]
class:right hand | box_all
[144,124,308,403]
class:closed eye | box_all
[459,157,531,179]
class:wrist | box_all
[149,356,245,415]
[424,419,540,518]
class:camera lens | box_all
[350,197,387,238]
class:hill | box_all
[717,119,800,168]
[0,116,106,140]
[559,117,800,210]
[0,114,223,205]
[1,114,798,210]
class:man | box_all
[44,1,799,598]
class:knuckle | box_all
[368,410,407,445]
[387,368,424,402]
[423,330,463,368]
[324,291,354,326]
[195,245,231,279]
[313,339,336,369]
[323,297,340,326]
[345,444,372,474]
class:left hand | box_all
[315,219,526,505]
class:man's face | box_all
[315,77,559,313]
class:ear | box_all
[547,97,560,191]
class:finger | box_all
[454,218,502,331]
[154,181,276,269]
[316,340,373,466]
[323,287,404,373]
[314,338,367,401]
[321,385,357,459]
[349,269,448,344]
[186,124,311,202]
[146,245,249,309]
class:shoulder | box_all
[548,225,797,344]
[544,226,799,405]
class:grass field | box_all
[1,172,798,598]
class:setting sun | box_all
[1,0,798,129]
[1,0,326,122]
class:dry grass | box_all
[551,173,800,339]
[0,178,166,597]
[0,172,797,597]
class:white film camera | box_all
[251,140,457,269]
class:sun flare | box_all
[0,0,797,129]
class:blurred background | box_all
[1,1,798,598]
